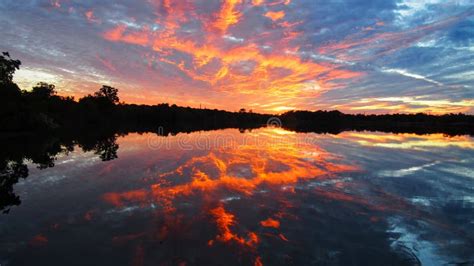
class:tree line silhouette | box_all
[0,53,269,134]
[1,52,473,136]
[281,110,474,136]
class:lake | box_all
[1,128,473,265]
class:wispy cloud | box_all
[381,68,443,86]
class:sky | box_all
[1,0,473,114]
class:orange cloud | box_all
[95,130,463,264]
[98,129,361,265]
[102,189,148,207]
[18,0,471,115]
[96,0,365,112]
[210,0,243,33]
[85,10,101,24]
[209,205,259,247]
[260,218,280,228]
[264,11,285,21]
[103,25,149,46]
[102,129,359,214]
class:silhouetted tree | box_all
[78,85,120,117]
[95,85,119,105]
[29,82,57,99]
[0,52,21,99]
[0,161,28,213]
[0,52,21,85]
[0,52,24,132]
[95,136,119,161]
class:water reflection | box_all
[0,132,118,213]
[0,129,473,265]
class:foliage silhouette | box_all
[95,85,119,104]
[0,52,21,85]
[0,131,120,213]
[30,82,57,99]
[0,160,28,214]
[280,110,474,136]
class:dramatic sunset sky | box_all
[1,0,473,114]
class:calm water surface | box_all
[1,128,473,265]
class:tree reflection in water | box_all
[0,133,119,213]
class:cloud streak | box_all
[381,68,443,86]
